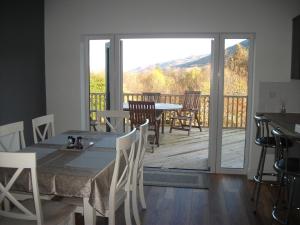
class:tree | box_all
[89,72,105,93]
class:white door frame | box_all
[80,34,115,130]
[115,33,218,172]
[81,32,255,174]
[215,33,255,174]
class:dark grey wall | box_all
[0,1,46,145]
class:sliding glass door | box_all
[120,36,215,171]
[84,33,254,174]
[216,34,254,173]
[87,38,112,131]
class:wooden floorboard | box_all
[75,174,300,225]
[144,127,245,170]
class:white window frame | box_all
[81,32,255,175]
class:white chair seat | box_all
[0,199,75,225]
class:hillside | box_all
[130,40,249,72]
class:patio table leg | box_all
[83,197,96,225]
[162,112,165,133]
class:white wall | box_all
[44,0,300,176]
[259,81,300,113]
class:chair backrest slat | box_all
[0,121,26,152]
[254,115,271,141]
[0,152,43,224]
[32,114,55,144]
[97,110,130,133]
[109,128,137,220]
[128,101,157,128]
[182,91,201,111]
[135,120,149,175]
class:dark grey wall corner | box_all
[0,0,46,145]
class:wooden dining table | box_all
[9,130,123,225]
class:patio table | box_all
[5,130,124,225]
[123,102,182,133]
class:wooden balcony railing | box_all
[90,93,247,128]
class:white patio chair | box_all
[132,119,149,225]
[0,121,26,152]
[108,128,137,225]
[32,114,55,144]
[0,152,76,225]
[97,110,130,133]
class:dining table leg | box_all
[83,197,96,225]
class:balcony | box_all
[90,93,247,129]
[90,92,247,169]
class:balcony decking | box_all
[144,127,246,170]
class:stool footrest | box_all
[272,207,288,225]
[253,174,278,183]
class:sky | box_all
[89,38,244,73]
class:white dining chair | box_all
[97,110,130,133]
[0,152,76,225]
[32,114,55,144]
[132,119,149,225]
[0,121,26,152]
[108,128,137,225]
[60,128,137,224]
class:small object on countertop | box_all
[295,124,300,133]
[67,136,76,149]
[76,136,83,149]
[280,102,286,113]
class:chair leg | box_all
[254,147,267,212]
[132,176,141,225]
[161,113,165,134]
[156,125,160,147]
[251,146,265,201]
[169,118,174,133]
[69,213,76,225]
[4,199,10,211]
[125,190,133,225]
[272,173,289,225]
[195,113,202,132]
[188,117,192,136]
[139,172,147,209]
[286,177,296,225]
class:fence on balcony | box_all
[90,93,248,128]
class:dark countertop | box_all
[259,113,300,140]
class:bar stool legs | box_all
[272,176,297,225]
[251,145,268,213]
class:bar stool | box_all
[272,128,300,225]
[251,115,277,213]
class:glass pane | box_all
[122,38,213,170]
[221,39,249,169]
[89,39,110,131]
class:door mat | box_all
[143,168,209,189]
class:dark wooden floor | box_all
[75,174,300,225]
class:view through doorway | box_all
[122,38,212,170]
[87,35,252,173]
